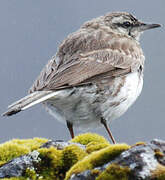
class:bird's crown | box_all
[83,12,160,41]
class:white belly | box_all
[44,72,143,130]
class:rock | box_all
[0,134,165,180]
[67,140,165,180]
[40,140,86,150]
[0,151,40,178]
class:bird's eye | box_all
[123,21,132,28]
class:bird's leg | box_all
[100,118,116,144]
[66,121,74,139]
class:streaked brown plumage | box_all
[29,13,144,92]
[2,12,160,143]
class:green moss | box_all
[11,138,48,150]
[86,141,110,154]
[154,149,164,158]
[65,143,130,180]
[131,141,146,148]
[157,173,165,180]
[96,163,130,180]
[62,144,87,171]
[0,138,47,166]
[37,146,63,179]
[70,133,109,145]
[151,164,165,180]
[0,143,29,165]
[25,168,38,179]
[91,169,101,176]
[152,151,165,180]
[36,144,87,179]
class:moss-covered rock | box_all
[0,134,165,180]
[0,133,111,179]
[65,143,129,180]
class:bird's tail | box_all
[2,91,59,116]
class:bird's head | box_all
[104,12,161,41]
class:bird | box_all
[2,12,161,144]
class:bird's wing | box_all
[29,29,144,92]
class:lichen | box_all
[25,167,38,179]
[0,138,47,166]
[65,143,130,180]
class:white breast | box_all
[102,71,143,122]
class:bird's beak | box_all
[137,22,161,31]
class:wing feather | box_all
[29,29,144,92]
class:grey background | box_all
[0,0,164,144]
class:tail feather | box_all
[8,91,40,109]
[2,91,59,116]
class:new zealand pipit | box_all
[3,12,161,143]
